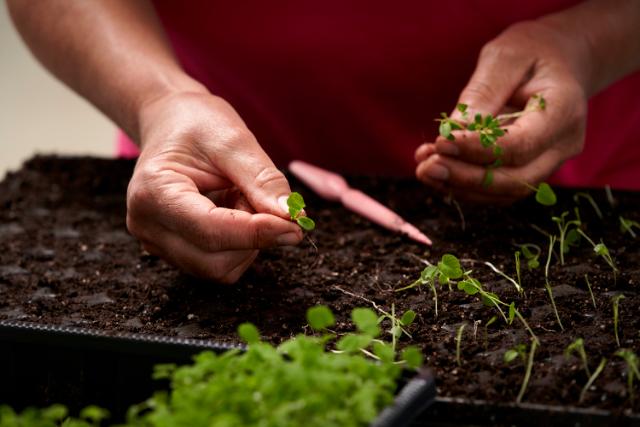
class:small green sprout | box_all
[552,210,582,264]
[455,323,467,367]
[514,251,522,290]
[574,192,603,219]
[545,235,564,331]
[484,260,522,294]
[505,339,538,403]
[517,243,541,269]
[616,349,640,400]
[580,358,607,404]
[620,216,640,238]
[287,192,315,231]
[613,294,625,348]
[584,274,597,310]
[564,338,590,376]
[576,228,618,276]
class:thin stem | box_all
[455,323,466,367]
[545,236,564,331]
[484,261,522,294]
[516,339,538,404]
[584,274,597,310]
[514,309,539,345]
[580,358,607,404]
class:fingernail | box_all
[438,143,459,156]
[276,232,301,246]
[277,195,290,214]
[427,163,449,181]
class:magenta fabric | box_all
[117,1,640,189]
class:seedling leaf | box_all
[402,346,423,369]
[352,308,380,337]
[238,323,260,344]
[400,310,416,326]
[536,183,557,206]
[307,305,335,330]
[296,216,316,231]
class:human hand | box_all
[126,91,303,284]
[416,19,590,203]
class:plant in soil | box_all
[287,192,315,231]
[620,216,640,238]
[576,228,618,276]
[544,235,564,330]
[551,210,582,265]
[516,243,541,269]
[504,339,538,403]
[612,294,625,348]
[616,350,640,401]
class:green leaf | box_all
[296,216,315,231]
[457,279,479,295]
[504,349,520,363]
[238,322,260,344]
[400,310,416,326]
[420,265,438,282]
[401,346,424,369]
[373,341,395,363]
[508,302,516,325]
[535,183,557,206]
[439,121,452,139]
[438,254,463,279]
[42,405,68,421]
[287,192,305,216]
[336,333,372,352]
[352,308,380,337]
[482,169,494,188]
[307,305,335,330]
[456,103,468,113]
[80,406,110,423]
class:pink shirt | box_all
[118,1,640,189]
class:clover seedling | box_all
[580,358,607,404]
[455,323,467,367]
[620,216,640,238]
[576,228,618,277]
[613,294,625,348]
[616,349,640,401]
[564,338,590,376]
[544,235,564,331]
[287,192,315,231]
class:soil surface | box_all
[1,156,640,414]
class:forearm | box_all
[7,0,206,142]
[540,0,640,96]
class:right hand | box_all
[126,91,303,284]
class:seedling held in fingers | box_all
[287,192,315,231]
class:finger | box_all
[417,152,562,200]
[214,131,293,219]
[127,172,302,252]
[414,143,436,163]
[141,234,258,284]
[452,40,535,120]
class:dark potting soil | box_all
[1,156,639,414]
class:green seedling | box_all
[396,253,463,317]
[580,358,607,404]
[517,243,541,269]
[573,192,603,219]
[0,404,109,427]
[584,274,597,310]
[514,251,522,291]
[376,304,417,353]
[564,338,590,376]
[551,210,582,265]
[620,216,640,238]
[613,294,625,348]
[437,96,555,205]
[455,323,467,367]
[576,228,618,276]
[544,235,564,331]
[484,260,522,294]
[616,349,640,401]
[287,192,315,231]
[505,339,538,403]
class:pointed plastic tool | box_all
[288,160,432,245]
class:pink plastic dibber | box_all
[288,160,432,245]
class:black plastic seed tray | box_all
[0,320,436,426]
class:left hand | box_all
[415,19,590,203]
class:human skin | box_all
[8,0,303,284]
[415,0,640,204]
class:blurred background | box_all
[0,4,113,180]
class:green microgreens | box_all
[573,192,603,220]
[517,243,541,270]
[551,209,582,265]
[584,274,597,310]
[287,192,315,231]
[612,294,625,348]
[620,216,640,238]
[616,349,640,401]
[504,339,538,404]
[576,228,618,277]
[564,338,590,376]
[436,95,555,206]
[455,322,467,367]
[580,358,607,404]
[544,235,564,331]
[0,405,108,427]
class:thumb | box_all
[453,41,535,119]
[218,137,292,219]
